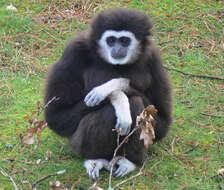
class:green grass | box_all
[0,0,223,189]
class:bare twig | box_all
[29,96,59,132]
[31,170,66,189]
[183,143,199,154]
[163,66,224,80]
[108,127,139,189]
[199,112,223,118]
[170,137,176,152]
[0,167,18,190]
[158,40,175,46]
[43,96,59,110]
[217,133,223,152]
[88,181,97,190]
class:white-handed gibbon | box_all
[44,8,172,180]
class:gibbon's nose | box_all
[111,44,127,59]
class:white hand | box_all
[84,78,130,107]
[84,86,107,107]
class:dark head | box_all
[89,8,153,65]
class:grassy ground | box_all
[0,0,223,189]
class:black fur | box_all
[90,8,153,41]
[44,8,172,165]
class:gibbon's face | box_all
[98,30,141,65]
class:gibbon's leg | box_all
[84,159,109,180]
[68,103,118,159]
[109,90,132,136]
[69,103,118,180]
[69,91,133,159]
[69,95,146,178]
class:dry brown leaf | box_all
[49,180,67,190]
[218,168,224,176]
[136,105,157,149]
[36,159,41,165]
[36,122,47,144]
[22,133,34,145]
[23,120,47,145]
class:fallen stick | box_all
[199,112,223,118]
[163,66,224,80]
[31,170,66,189]
[0,167,18,190]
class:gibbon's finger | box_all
[84,90,98,103]
[113,167,122,176]
[88,169,92,178]
[86,95,98,107]
[91,96,101,106]
[120,169,129,177]
[92,168,99,181]
[84,92,93,103]
[114,166,127,177]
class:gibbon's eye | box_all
[106,36,116,46]
[119,37,131,47]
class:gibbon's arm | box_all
[145,49,172,118]
[109,91,132,136]
[144,49,172,141]
[84,78,130,107]
[84,79,136,136]
[44,38,101,137]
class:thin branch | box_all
[158,40,175,46]
[43,96,59,110]
[200,112,223,118]
[170,137,176,153]
[183,143,199,154]
[108,127,139,189]
[163,66,224,80]
[88,181,97,190]
[30,96,59,131]
[31,170,66,189]
[0,167,18,190]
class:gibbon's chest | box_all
[83,63,151,92]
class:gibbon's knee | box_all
[69,104,117,159]
[129,96,171,142]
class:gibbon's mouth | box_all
[110,57,128,65]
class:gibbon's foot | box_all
[84,159,109,180]
[111,157,136,178]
